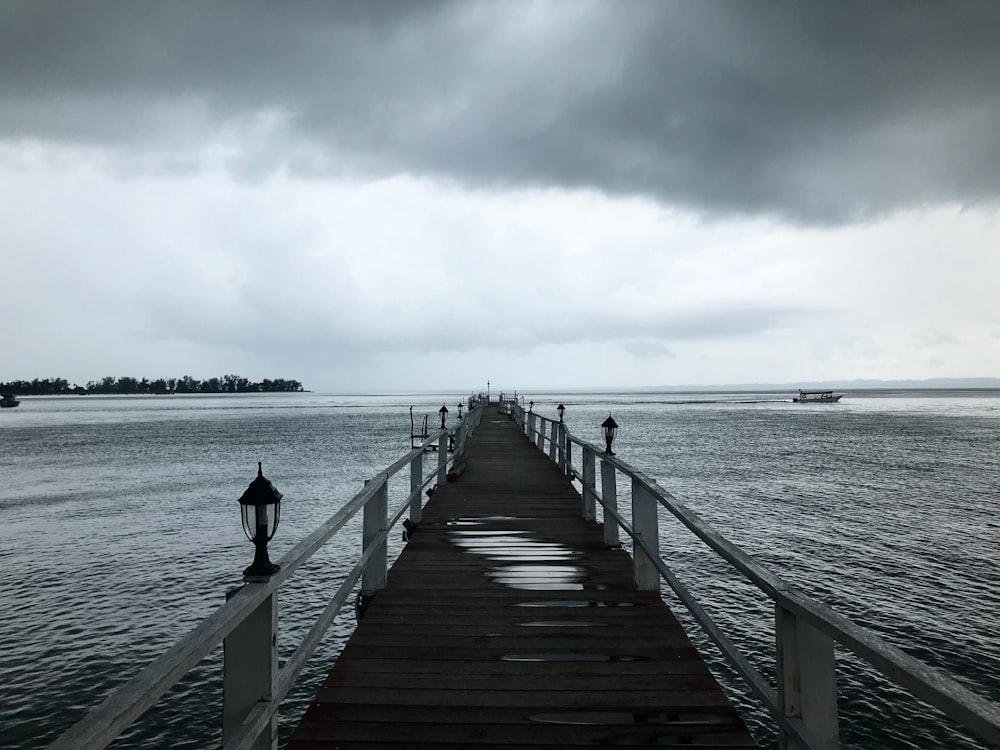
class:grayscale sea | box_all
[2,390,999,749]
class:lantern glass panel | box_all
[241,501,280,540]
[241,504,254,540]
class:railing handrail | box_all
[511,401,1000,749]
[47,401,486,750]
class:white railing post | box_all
[631,477,659,590]
[565,439,573,478]
[601,458,619,546]
[558,423,566,473]
[223,586,278,750]
[776,603,840,750]
[527,412,536,442]
[409,451,423,524]
[536,417,545,450]
[548,421,558,461]
[361,477,388,597]
[582,446,597,521]
[437,432,448,485]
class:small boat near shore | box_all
[793,390,842,403]
[1,393,21,408]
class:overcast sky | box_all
[3,1,999,392]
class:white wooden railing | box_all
[515,400,1000,750]
[46,398,487,750]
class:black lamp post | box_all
[529,400,534,413]
[239,462,282,578]
[439,404,449,429]
[457,401,464,419]
[557,403,565,422]
[601,414,619,455]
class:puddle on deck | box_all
[529,710,735,725]
[488,563,590,590]
[604,731,752,746]
[513,600,638,608]
[447,516,523,525]
[449,526,598,590]
[502,653,649,662]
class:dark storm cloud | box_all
[3,1,999,223]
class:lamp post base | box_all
[243,561,280,582]
[244,541,280,580]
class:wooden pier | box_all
[286,406,756,749]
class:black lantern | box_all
[439,404,449,429]
[238,462,282,578]
[529,400,534,413]
[457,401,464,419]
[601,414,619,455]
[557,403,565,422]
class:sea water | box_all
[2,390,999,749]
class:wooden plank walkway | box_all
[287,405,756,749]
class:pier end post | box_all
[223,586,278,749]
[582,446,597,521]
[601,458,619,546]
[409,451,423,524]
[548,421,558,461]
[776,603,840,750]
[630,477,659,590]
[437,434,448,485]
[459,415,471,452]
[361,477,389,600]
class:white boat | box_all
[793,390,842,403]
[1,393,20,408]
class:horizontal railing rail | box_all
[47,400,486,750]
[511,399,1000,750]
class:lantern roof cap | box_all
[602,414,619,429]
[238,462,283,506]
[439,404,449,413]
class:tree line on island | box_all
[0,375,304,396]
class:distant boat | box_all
[793,390,842,403]
[1,393,20,408]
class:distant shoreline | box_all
[8,391,312,397]
[0,375,305,397]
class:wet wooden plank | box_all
[286,405,756,748]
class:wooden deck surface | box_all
[286,405,756,749]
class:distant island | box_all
[0,375,304,396]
